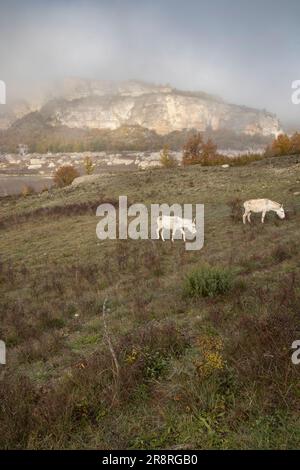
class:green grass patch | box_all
[183,265,235,298]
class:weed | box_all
[183,266,234,298]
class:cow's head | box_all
[276,205,285,219]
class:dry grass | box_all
[1,154,300,449]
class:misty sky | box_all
[0,0,300,126]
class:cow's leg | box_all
[247,211,252,223]
[161,229,165,242]
[172,227,181,242]
[261,211,266,223]
[156,226,160,240]
[180,228,186,242]
[172,228,178,242]
[243,210,248,224]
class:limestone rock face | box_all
[48,91,280,136]
[0,78,282,136]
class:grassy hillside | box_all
[1,155,300,449]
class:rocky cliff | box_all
[0,78,281,136]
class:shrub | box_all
[227,198,243,223]
[160,145,177,168]
[83,156,95,175]
[21,185,35,197]
[182,133,262,166]
[272,244,294,263]
[182,133,219,165]
[265,131,300,157]
[290,132,300,154]
[40,186,49,193]
[227,153,263,166]
[182,133,204,165]
[183,265,234,298]
[200,138,218,164]
[265,133,292,157]
[53,165,80,188]
[200,152,263,167]
[195,334,225,378]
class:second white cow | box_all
[156,215,197,242]
[243,199,285,224]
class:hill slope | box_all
[1,156,300,449]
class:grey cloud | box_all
[0,0,299,126]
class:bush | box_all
[53,165,80,188]
[226,153,263,166]
[265,133,292,157]
[195,152,263,167]
[182,133,263,166]
[182,133,219,165]
[227,198,243,223]
[83,156,95,175]
[265,131,300,157]
[183,265,234,298]
[182,133,204,165]
[160,145,177,168]
[272,244,294,263]
[21,185,35,197]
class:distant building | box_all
[18,144,29,156]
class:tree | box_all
[182,133,203,165]
[84,156,96,175]
[160,145,177,168]
[182,133,219,165]
[290,132,300,154]
[53,165,80,188]
[201,138,218,163]
[266,133,292,157]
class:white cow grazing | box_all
[156,215,197,242]
[243,199,285,224]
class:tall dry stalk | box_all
[102,298,120,403]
